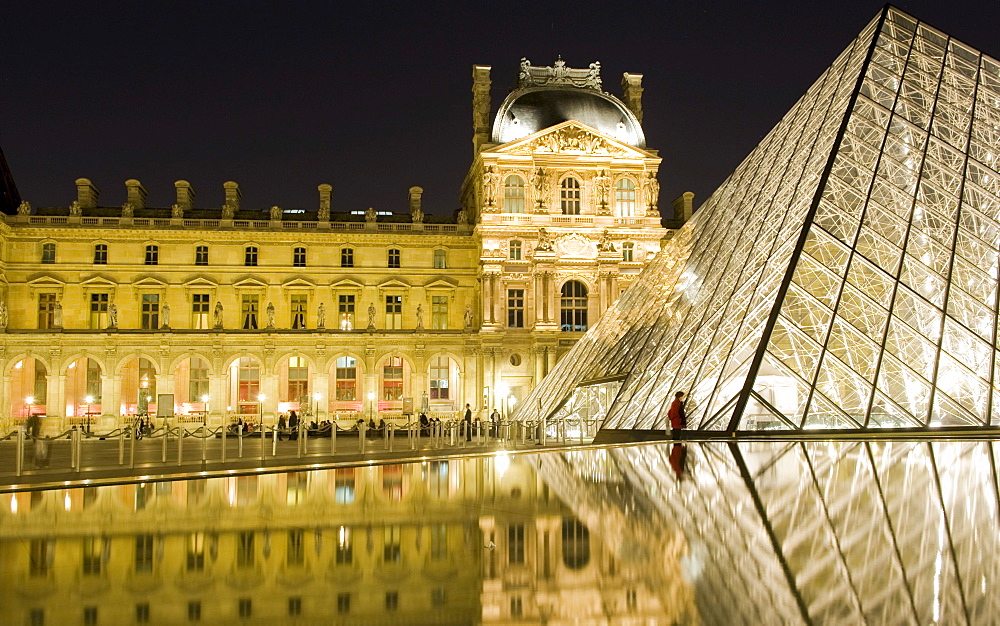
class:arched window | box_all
[509,240,522,260]
[614,179,636,217]
[286,356,309,402]
[560,281,588,332]
[383,356,404,400]
[622,242,635,263]
[560,178,581,215]
[335,357,357,401]
[503,175,525,213]
[429,356,450,399]
[561,517,590,569]
[237,357,260,402]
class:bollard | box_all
[178,427,184,466]
[15,429,24,476]
[359,421,366,454]
[272,424,278,456]
[119,428,125,465]
[202,425,208,462]
[162,426,168,463]
[238,424,244,458]
[129,427,136,469]
[541,420,547,446]
[221,425,227,463]
[71,429,80,471]
[409,423,415,450]
[302,424,309,455]
[388,425,394,452]
[384,424,390,450]
[260,424,266,461]
[330,422,337,455]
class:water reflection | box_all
[1,441,998,624]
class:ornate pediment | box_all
[232,275,269,290]
[331,277,365,291]
[281,276,316,290]
[487,121,648,158]
[555,233,597,259]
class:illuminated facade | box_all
[0,58,676,431]
[521,7,1000,433]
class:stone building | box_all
[0,58,684,431]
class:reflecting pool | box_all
[2,440,998,624]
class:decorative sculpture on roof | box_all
[367,302,377,329]
[464,304,473,330]
[269,205,282,221]
[365,207,377,223]
[108,300,118,329]
[416,303,424,330]
[16,201,30,216]
[411,205,424,224]
[171,204,184,219]
[457,207,469,225]
[121,202,134,218]
[597,229,617,253]
[0,296,8,329]
[69,201,82,217]
[517,56,603,90]
[161,304,171,329]
[222,203,235,220]
[536,228,555,252]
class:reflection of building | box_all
[0,455,680,624]
[0,58,679,431]
[523,7,1000,434]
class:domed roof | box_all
[491,58,645,148]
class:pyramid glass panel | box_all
[514,7,1000,434]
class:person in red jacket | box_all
[668,391,686,439]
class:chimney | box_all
[621,73,644,124]
[672,191,694,223]
[408,186,423,213]
[124,179,148,210]
[317,184,332,212]
[223,181,241,211]
[75,178,100,209]
[472,65,492,153]
[174,180,195,211]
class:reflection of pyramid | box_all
[518,6,1000,432]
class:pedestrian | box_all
[490,408,500,437]
[668,391,687,439]
[288,410,299,440]
[464,403,473,441]
[419,412,430,436]
[277,414,286,441]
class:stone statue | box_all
[16,201,30,216]
[536,228,555,252]
[463,304,473,330]
[457,207,469,225]
[266,301,275,328]
[367,302,377,329]
[411,205,424,224]
[270,205,282,221]
[318,205,330,222]
[587,61,602,89]
[69,201,82,217]
[161,304,171,328]
[645,172,660,210]
[108,300,118,329]
[213,301,224,328]
[519,57,531,83]
[594,170,611,208]
[0,297,8,329]
[597,228,616,253]
[482,166,500,207]
[121,202,134,218]
[365,207,377,223]
[416,303,424,330]
[317,303,326,329]
[171,203,184,218]
[53,300,63,328]
[222,203,235,220]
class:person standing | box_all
[668,391,687,439]
[277,414,286,441]
[288,410,299,440]
[464,403,473,441]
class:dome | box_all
[492,86,644,147]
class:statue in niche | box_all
[69,201,82,217]
[482,166,500,207]
[645,171,660,210]
[270,205,282,221]
[416,303,424,330]
[597,228,617,253]
[0,297,8,328]
[317,303,326,329]
[365,207,377,223]
[53,300,63,328]
[121,202,133,218]
[367,302,377,329]
[594,170,611,208]
[221,203,235,220]
[171,204,184,218]
[213,301,224,328]
[464,304,473,330]
[161,304,171,328]
[108,300,118,329]
[536,228,555,252]
[266,301,275,329]
[16,201,30,216]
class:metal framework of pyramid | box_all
[517,6,1000,432]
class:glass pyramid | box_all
[517,7,1000,432]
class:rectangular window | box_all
[509,240,522,260]
[89,293,109,329]
[335,357,357,401]
[432,588,446,607]
[508,524,525,564]
[83,607,97,626]
[385,591,399,611]
[291,295,307,329]
[336,526,353,564]
[144,245,158,265]
[187,533,205,571]
[192,294,210,329]
[189,361,209,401]
[382,356,403,400]
[93,244,107,264]
[340,248,353,268]
[293,247,306,267]
[384,526,401,563]
[38,293,57,329]
[238,599,252,619]
[287,356,308,402]
[241,295,259,330]
[338,295,355,330]
[430,524,448,560]
[511,596,523,618]
[141,294,160,330]
[622,242,634,263]
[135,535,154,572]
[429,357,449,400]
[387,248,400,268]
[82,537,103,575]
[41,242,56,264]
[335,469,355,504]
[136,603,150,623]
[188,601,201,622]
[237,532,254,568]
[244,246,258,267]
[431,295,448,329]
[337,593,350,614]
[195,245,209,266]
[507,289,524,328]
[288,597,302,617]
[433,249,447,269]
[384,295,402,329]
[30,539,50,576]
[287,529,304,566]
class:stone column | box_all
[45,374,65,433]
[261,373,279,426]
[158,374,176,416]
[208,374,226,425]
[312,372,330,419]
[1,375,11,429]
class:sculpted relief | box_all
[555,233,597,259]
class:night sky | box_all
[4,1,999,219]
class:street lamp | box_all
[257,393,266,430]
[496,381,509,420]
[312,392,322,419]
[25,396,34,421]
[84,395,94,433]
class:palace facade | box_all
[0,58,685,431]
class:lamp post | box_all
[25,396,34,422]
[313,392,322,420]
[139,376,149,419]
[496,381,509,421]
[257,393,266,430]
[367,391,375,423]
[84,395,94,433]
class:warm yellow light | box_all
[25,396,34,404]
[496,381,509,398]
[201,395,210,403]
[313,392,322,401]
[84,396,94,404]
[257,394,266,402]
[367,392,375,401]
